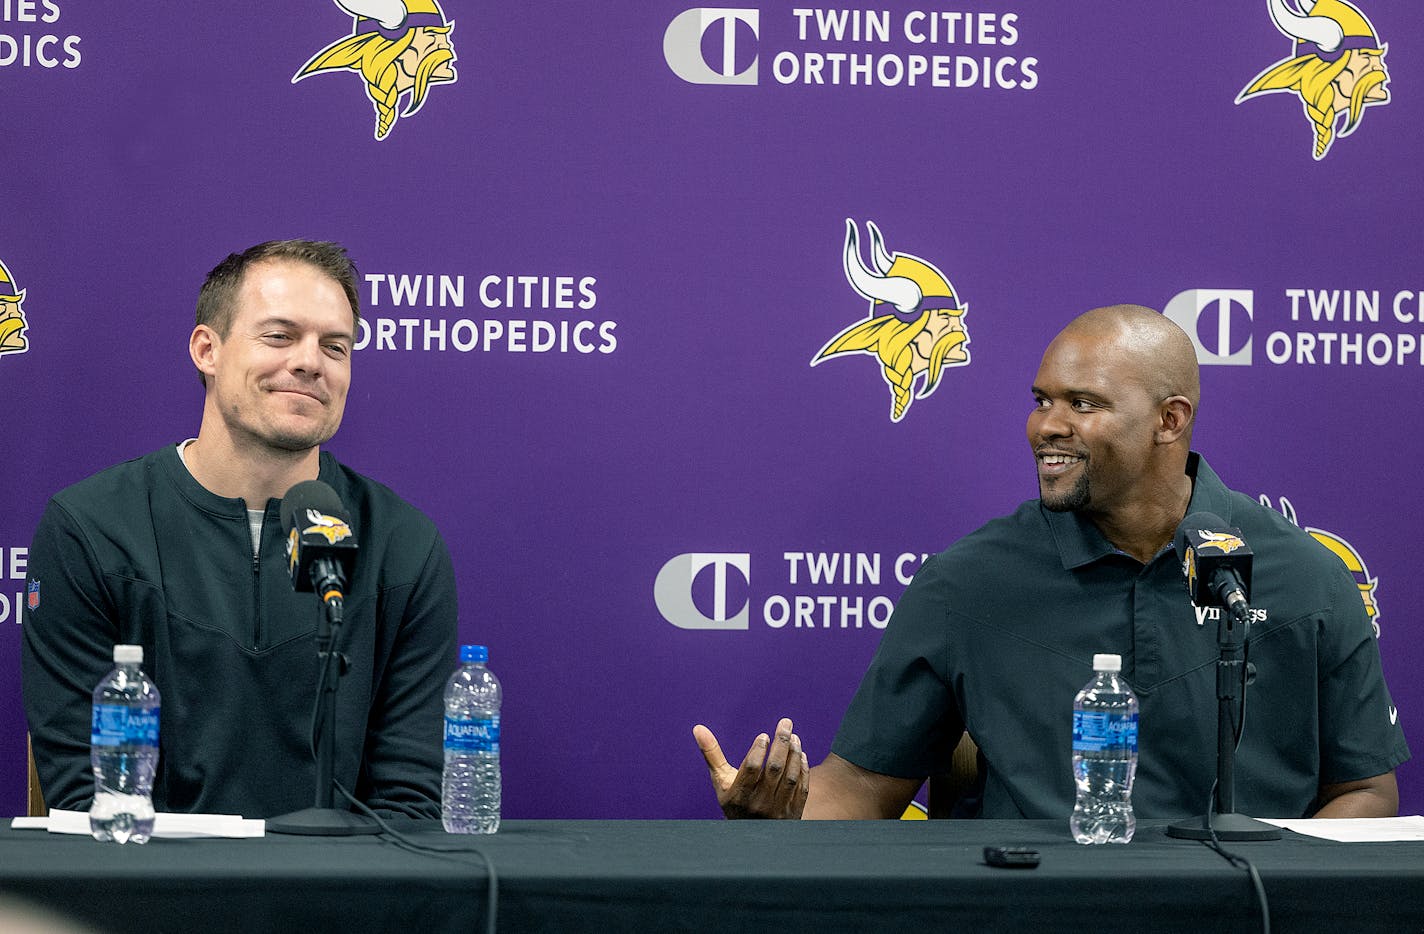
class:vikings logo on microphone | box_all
[1261,495,1382,637]
[293,0,458,141]
[0,256,30,362]
[303,509,354,545]
[812,220,970,423]
[1194,529,1248,554]
[1237,0,1390,160]
[286,510,355,575]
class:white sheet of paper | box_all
[11,808,264,839]
[1260,816,1424,842]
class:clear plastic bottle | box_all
[90,644,160,844]
[442,644,502,834]
[1070,653,1138,844]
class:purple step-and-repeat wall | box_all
[1,1,1420,818]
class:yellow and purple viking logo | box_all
[812,220,970,423]
[1195,529,1248,554]
[294,0,458,141]
[286,509,355,575]
[1237,0,1390,160]
[1261,495,1381,637]
[303,508,354,545]
[0,256,30,360]
[1183,546,1199,597]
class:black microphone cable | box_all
[333,780,499,934]
[305,627,345,763]
[1198,640,1270,934]
[1198,783,1271,934]
[298,587,497,934]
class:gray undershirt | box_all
[176,439,264,556]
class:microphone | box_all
[268,479,379,837]
[280,480,358,609]
[1173,512,1252,624]
[1165,513,1282,842]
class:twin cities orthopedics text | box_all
[1,0,81,68]
[356,273,617,355]
[0,546,27,625]
[773,8,1037,89]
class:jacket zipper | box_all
[252,512,264,651]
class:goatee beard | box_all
[1041,472,1089,513]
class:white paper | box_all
[11,808,265,839]
[1260,815,1424,842]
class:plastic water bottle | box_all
[90,644,160,844]
[1070,653,1138,844]
[443,644,502,833]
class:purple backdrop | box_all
[1,1,1420,819]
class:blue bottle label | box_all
[91,704,160,747]
[445,716,500,753]
[1072,710,1137,754]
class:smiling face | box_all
[1026,311,1196,524]
[196,259,354,455]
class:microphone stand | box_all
[267,593,380,836]
[1167,603,1280,841]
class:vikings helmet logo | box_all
[1261,494,1381,637]
[303,508,354,545]
[1182,547,1199,596]
[812,220,970,423]
[0,256,30,360]
[286,509,355,576]
[294,0,458,141]
[1237,0,1390,160]
[1195,529,1248,554]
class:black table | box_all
[1,820,1421,933]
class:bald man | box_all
[696,305,1408,821]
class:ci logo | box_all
[664,8,759,85]
[1164,290,1253,366]
[655,553,750,630]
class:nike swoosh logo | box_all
[1390,706,1399,725]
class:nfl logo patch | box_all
[27,580,39,611]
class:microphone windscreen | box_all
[1174,511,1253,608]
[1174,511,1229,562]
[280,479,348,533]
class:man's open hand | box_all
[693,718,809,819]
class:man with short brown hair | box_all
[23,240,457,819]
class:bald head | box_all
[1052,304,1201,414]
[1029,304,1200,535]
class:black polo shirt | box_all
[831,454,1409,819]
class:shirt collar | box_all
[1045,452,1232,570]
[161,443,341,517]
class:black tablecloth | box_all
[1,819,1422,933]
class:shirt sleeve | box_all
[1316,558,1410,786]
[830,553,963,779]
[356,528,459,818]
[20,498,123,812]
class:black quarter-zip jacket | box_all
[22,444,458,819]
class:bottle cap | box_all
[1092,653,1122,672]
[114,644,143,664]
[460,644,488,664]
